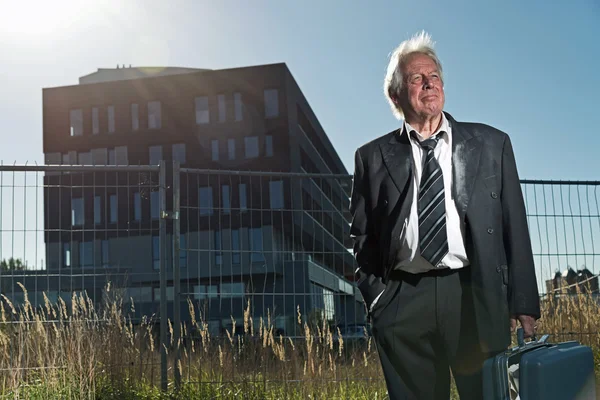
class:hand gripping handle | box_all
[517,327,549,347]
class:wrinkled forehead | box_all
[401,53,439,74]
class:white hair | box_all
[383,30,444,120]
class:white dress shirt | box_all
[370,113,469,311]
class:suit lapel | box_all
[446,112,483,219]
[379,128,412,195]
[379,129,413,271]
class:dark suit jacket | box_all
[349,111,540,351]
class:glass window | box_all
[218,94,226,122]
[131,103,139,131]
[70,109,83,136]
[148,101,161,129]
[215,230,222,265]
[172,143,186,164]
[227,138,235,160]
[102,240,109,268]
[78,152,92,165]
[244,136,259,159]
[269,180,284,209]
[115,146,128,165]
[149,145,162,165]
[107,105,115,133]
[63,242,71,268]
[151,191,160,220]
[250,227,264,262]
[92,107,99,135]
[193,284,218,300]
[91,148,107,165]
[264,89,279,118]
[239,184,247,211]
[154,286,174,301]
[79,241,94,268]
[234,92,243,121]
[108,149,116,165]
[109,194,117,223]
[232,229,240,264]
[221,282,245,298]
[126,287,153,303]
[199,187,213,215]
[94,195,102,224]
[222,185,230,214]
[311,282,324,312]
[134,192,141,221]
[323,288,335,320]
[195,96,210,124]
[265,135,273,157]
[71,198,84,226]
[211,140,219,161]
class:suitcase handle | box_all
[517,327,549,347]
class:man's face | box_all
[398,53,444,119]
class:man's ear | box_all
[391,87,405,106]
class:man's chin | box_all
[416,108,443,119]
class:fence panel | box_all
[173,168,373,397]
[522,180,600,347]
[0,164,167,395]
[521,180,600,295]
[0,163,598,397]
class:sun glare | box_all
[0,0,86,39]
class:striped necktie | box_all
[414,132,449,267]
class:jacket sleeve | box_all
[501,135,541,318]
[349,147,386,309]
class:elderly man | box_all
[349,31,540,399]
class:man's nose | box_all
[423,77,434,89]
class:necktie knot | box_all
[421,137,439,151]
[410,131,443,151]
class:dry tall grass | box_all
[0,283,598,399]
[537,288,600,369]
[0,282,161,398]
[0,283,387,399]
[174,299,387,399]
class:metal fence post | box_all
[172,161,182,388]
[159,160,168,392]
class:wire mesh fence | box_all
[521,180,600,295]
[0,164,168,393]
[0,163,598,395]
[173,167,367,393]
[521,180,600,348]
[175,168,358,337]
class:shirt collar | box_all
[403,112,451,144]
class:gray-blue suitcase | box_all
[482,328,596,399]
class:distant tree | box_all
[0,258,24,272]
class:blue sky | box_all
[0,0,599,286]
[1,0,599,178]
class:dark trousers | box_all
[370,267,501,400]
